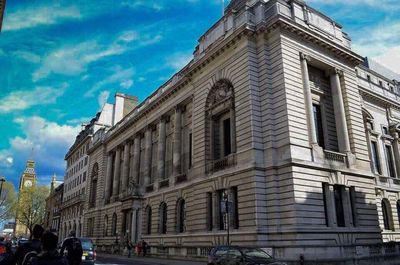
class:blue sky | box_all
[0,0,399,189]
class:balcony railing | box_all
[207,153,237,173]
[324,150,346,164]
[159,179,169,189]
[176,173,187,183]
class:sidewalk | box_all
[98,253,206,265]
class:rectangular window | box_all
[385,145,396,178]
[322,183,329,227]
[334,185,345,227]
[349,186,357,226]
[206,192,213,231]
[232,187,239,229]
[371,141,382,174]
[189,133,192,169]
[217,190,225,230]
[223,118,232,156]
[313,104,325,149]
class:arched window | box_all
[159,202,167,234]
[382,199,392,230]
[112,213,117,236]
[176,198,186,233]
[397,201,400,227]
[104,215,108,236]
[89,163,98,207]
[145,206,152,235]
[73,222,77,232]
[205,79,236,172]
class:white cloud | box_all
[0,153,14,168]
[352,21,400,74]
[98,91,110,109]
[0,85,67,113]
[33,31,161,82]
[120,79,134,89]
[33,40,126,81]
[0,117,81,182]
[118,31,139,43]
[373,47,400,75]
[3,5,81,31]
[166,52,193,71]
[85,67,135,97]
[13,51,41,63]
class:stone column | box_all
[323,184,337,227]
[228,187,237,228]
[112,147,121,198]
[330,69,351,154]
[158,118,166,181]
[390,128,400,177]
[132,136,141,185]
[105,153,114,203]
[121,141,131,195]
[230,110,237,154]
[300,53,318,146]
[144,128,152,186]
[173,106,182,179]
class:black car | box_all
[79,238,96,265]
[208,246,286,265]
[0,242,13,265]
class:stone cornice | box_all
[258,15,364,66]
[360,88,400,110]
[103,25,252,146]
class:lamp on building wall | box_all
[0,177,5,199]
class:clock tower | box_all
[15,159,37,237]
[18,159,37,191]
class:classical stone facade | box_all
[44,177,63,237]
[60,93,138,240]
[82,0,400,263]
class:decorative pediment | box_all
[206,80,234,110]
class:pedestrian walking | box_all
[60,231,83,265]
[141,239,148,257]
[26,231,68,265]
[126,240,133,258]
[15,224,44,265]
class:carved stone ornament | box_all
[128,178,140,196]
[209,81,233,106]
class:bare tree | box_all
[0,181,17,220]
[15,186,49,235]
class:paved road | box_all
[96,253,206,265]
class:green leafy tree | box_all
[16,186,49,235]
[0,181,17,220]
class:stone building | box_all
[82,0,400,263]
[44,176,63,236]
[0,0,5,31]
[15,159,37,237]
[60,93,137,239]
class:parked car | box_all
[0,241,13,265]
[79,238,96,265]
[208,246,286,265]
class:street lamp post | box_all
[222,190,230,246]
[0,177,5,199]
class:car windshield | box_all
[241,248,273,259]
[79,239,93,251]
